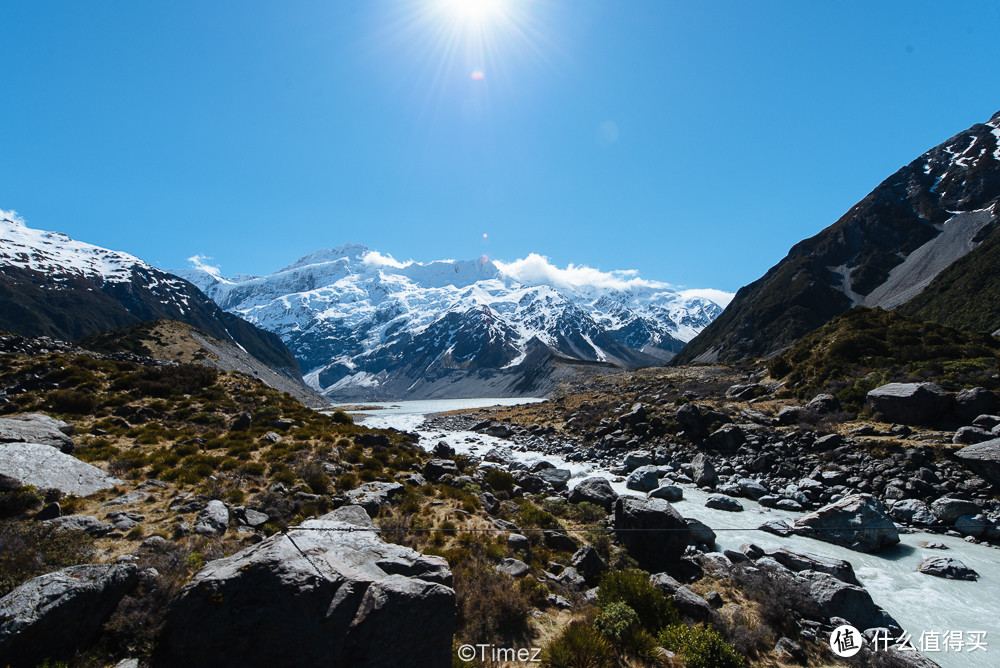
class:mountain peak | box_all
[280,243,371,272]
[1,210,26,228]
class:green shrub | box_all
[330,410,353,425]
[594,601,640,642]
[0,521,95,596]
[541,622,615,668]
[484,469,515,493]
[46,389,98,414]
[597,569,678,635]
[659,624,745,668]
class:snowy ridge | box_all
[177,247,731,398]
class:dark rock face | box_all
[0,564,139,667]
[536,467,571,491]
[423,459,459,481]
[954,439,1000,486]
[675,108,1000,364]
[793,494,899,553]
[763,548,860,586]
[954,387,997,423]
[689,453,718,488]
[155,506,455,668]
[918,557,979,581]
[705,495,743,512]
[866,383,954,425]
[568,477,618,512]
[614,496,691,570]
[570,546,607,587]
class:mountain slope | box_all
[676,109,1000,364]
[177,248,727,400]
[0,211,303,383]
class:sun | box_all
[440,0,508,27]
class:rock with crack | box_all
[0,414,75,452]
[793,494,899,553]
[0,564,139,667]
[154,505,454,668]
[0,443,121,497]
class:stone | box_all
[929,497,981,523]
[625,465,661,492]
[806,394,841,414]
[648,485,683,502]
[775,499,804,512]
[155,506,454,667]
[547,594,572,609]
[759,519,796,537]
[736,477,768,500]
[918,557,979,581]
[794,494,899,553]
[763,548,860,585]
[346,482,405,517]
[623,451,653,472]
[230,412,252,431]
[0,443,122,496]
[497,559,530,578]
[43,514,113,537]
[953,426,994,445]
[796,570,899,631]
[707,423,745,451]
[423,459,459,481]
[972,415,1000,430]
[689,453,718,488]
[774,637,807,664]
[432,441,455,458]
[483,446,515,465]
[614,496,690,569]
[543,530,577,553]
[954,387,997,423]
[776,406,805,425]
[513,471,551,495]
[570,546,607,586]
[507,533,530,554]
[954,514,988,538]
[535,468,571,491]
[102,491,148,507]
[954,439,1000,487]
[0,564,138,667]
[889,499,936,526]
[726,383,759,400]
[685,518,716,547]
[649,574,713,622]
[705,495,743,512]
[193,500,229,536]
[0,414,75,452]
[568,477,618,512]
[866,383,953,425]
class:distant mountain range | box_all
[177,248,729,400]
[676,108,1000,364]
[0,211,303,384]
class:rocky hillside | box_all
[0,211,303,383]
[676,109,1000,364]
[176,247,727,400]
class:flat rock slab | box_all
[866,383,953,425]
[0,564,138,667]
[0,414,74,451]
[0,442,122,496]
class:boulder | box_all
[705,495,743,512]
[736,477,768,500]
[535,468,571,492]
[685,518,716,547]
[929,497,981,523]
[625,465,660,492]
[569,477,618,512]
[953,426,994,445]
[706,423,745,451]
[482,446,515,465]
[689,453,718,488]
[497,559,530,578]
[805,394,841,414]
[155,506,454,668]
[507,534,530,554]
[649,573,714,622]
[43,514,114,537]
[796,570,899,631]
[954,387,997,423]
[954,514,988,538]
[570,546,607,586]
[648,485,683,502]
[866,383,953,425]
[623,451,653,472]
[793,494,899,553]
[0,414,75,452]
[763,548,860,585]
[614,496,690,569]
[193,500,229,536]
[230,412,252,431]
[0,564,138,667]
[675,403,704,431]
[0,442,122,496]
[346,482,405,517]
[543,530,577,553]
[889,499,936,526]
[423,459,459,481]
[513,471,551,495]
[917,557,979,581]
[954,439,1000,486]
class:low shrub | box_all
[596,569,678,635]
[541,622,615,668]
[659,624,745,668]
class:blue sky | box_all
[1,1,998,294]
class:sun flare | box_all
[440,0,508,27]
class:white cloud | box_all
[187,254,223,279]
[0,209,25,226]
[678,288,734,308]
[362,250,409,269]
[494,252,670,291]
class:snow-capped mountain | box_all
[177,248,729,400]
[0,211,302,380]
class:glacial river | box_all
[344,398,1000,668]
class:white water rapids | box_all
[345,398,1000,668]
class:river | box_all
[344,398,1000,668]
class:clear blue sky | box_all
[1,1,998,293]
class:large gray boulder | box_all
[345,482,405,517]
[0,414,75,452]
[929,496,981,523]
[614,496,691,569]
[568,476,618,512]
[866,383,953,425]
[954,439,1000,486]
[193,500,229,536]
[689,453,718,488]
[0,564,138,667]
[918,557,979,581]
[43,514,114,537]
[155,505,454,668]
[889,499,936,526]
[954,387,997,423]
[793,494,899,553]
[535,468,571,491]
[0,443,122,497]
[706,423,745,451]
[796,570,899,631]
[763,548,860,585]
[625,465,660,492]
